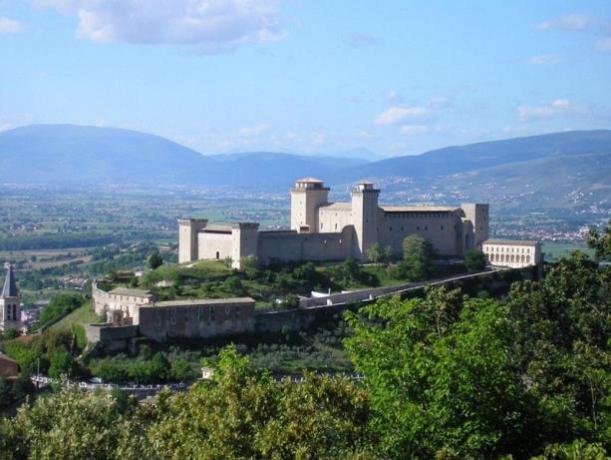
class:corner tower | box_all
[178,218,208,263]
[0,263,20,333]
[290,178,329,233]
[351,182,380,260]
[461,203,489,251]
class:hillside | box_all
[0,125,609,211]
[0,125,364,188]
[344,130,611,180]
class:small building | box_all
[482,239,542,268]
[0,352,19,378]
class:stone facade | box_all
[179,178,489,268]
[482,239,542,268]
[0,263,21,333]
[92,283,154,325]
[90,283,255,343]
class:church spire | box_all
[1,263,18,298]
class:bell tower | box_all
[0,263,21,333]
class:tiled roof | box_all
[483,239,540,246]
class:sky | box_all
[1,0,611,158]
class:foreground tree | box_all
[587,219,611,260]
[345,289,537,459]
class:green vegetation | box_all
[0,348,373,459]
[50,301,103,331]
[588,219,611,260]
[542,241,595,261]
[464,249,487,271]
[32,293,85,331]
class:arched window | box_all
[216,251,220,260]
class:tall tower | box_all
[351,182,380,260]
[231,222,260,269]
[178,218,208,263]
[290,178,329,233]
[461,203,489,251]
[0,263,21,333]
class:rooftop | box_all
[381,206,459,213]
[296,177,323,183]
[484,239,540,246]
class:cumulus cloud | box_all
[375,106,431,125]
[529,54,563,65]
[238,123,271,137]
[34,0,284,52]
[400,124,430,135]
[517,99,591,121]
[0,17,23,34]
[537,14,596,31]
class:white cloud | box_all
[34,0,284,52]
[0,17,23,34]
[517,99,590,121]
[374,106,431,125]
[529,54,563,65]
[238,123,271,137]
[400,124,430,135]
[595,37,611,52]
[537,14,595,31]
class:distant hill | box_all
[341,130,611,181]
[0,125,365,188]
[0,124,609,211]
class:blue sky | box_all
[1,0,610,158]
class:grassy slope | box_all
[51,301,102,330]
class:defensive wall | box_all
[87,266,538,351]
[256,226,354,264]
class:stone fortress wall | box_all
[179,178,489,269]
[88,284,255,345]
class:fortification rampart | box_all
[138,298,255,341]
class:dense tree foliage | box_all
[588,219,611,260]
[0,348,374,459]
[345,254,610,458]
[464,250,487,271]
[32,293,84,330]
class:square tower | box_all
[178,218,208,263]
[290,178,330,233]
[461,203,489,251]
[351,182,380,260]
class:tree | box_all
[344,290,537,459]
[464,250,487,271]
[400,235,435,280]
[587,220,611,260]
[48,347,79,379]
[367,243,382,263]
[147,250,163,270]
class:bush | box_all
[465,250,487,271]
[33,292,84,330]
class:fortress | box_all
[179,178,489,268]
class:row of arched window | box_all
[488,253,529,264]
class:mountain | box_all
[0,124,211,185]
[342,130,611,181]
[0,125,365,188]
[0,125,609,211]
